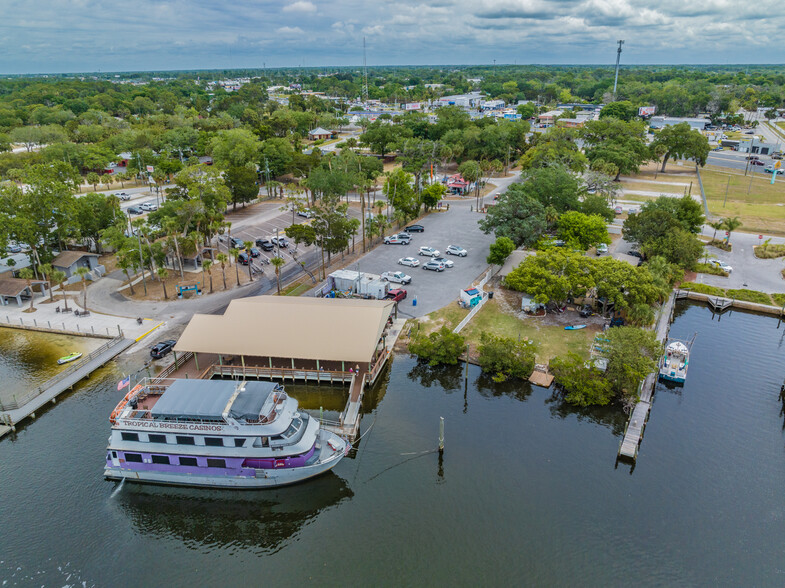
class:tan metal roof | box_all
[174,296,395,363]
[0,277,45,297]
[51,251,98,268]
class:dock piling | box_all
[439,417,444,452]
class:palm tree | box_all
[50,269,68,309]
[203,260,214,293]
[116,254,136,295]
[243,241,254,281]
[74,266,90,311]
[709,219,725,242]
[86,172,100,192]
[271,255,285,294]
[39,263,55,302]
[18,267,35,311]
[157,267,169,299]
[216,253,228,289]
[722,217,742,244]
[229,248,240,285]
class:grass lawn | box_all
[280,282,312,296]
[700,168,785,235]
[417,303,470,335]
[460,299,594,362]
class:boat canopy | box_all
[150,380,280,421]
[667,341,689,354]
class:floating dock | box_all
[618,291,676,461]
[0,336,133,436]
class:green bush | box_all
[707,239,732,252]
[726,289,772,305]
[551,353,614,407]
[694,262,728,277]
[754,243,785,259]
[772,293,785,307]
[409,326,465,366]
[681,282,726,296]
[477,332,537,382]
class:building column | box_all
[194,352,199,371]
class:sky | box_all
[1,0,784,74]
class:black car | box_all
[150,340,176,359]
[628,250,644,260]
[256,238,274,251]
[249,247,261,258]
[230,237,245,249]
[237,251,251,265]
[127,206,143,215]
[405,224,425,232]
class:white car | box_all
[116,192,131,201]
[140,202,158,211]
[708,259,733,273]
[445,245,467,257]
[432,257,454,268]
[297,208,314,218]
[596,243,608,255]
[381,271,412,285]
[398,257,420,267]
[418,246,439,257]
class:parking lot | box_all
[345,203,495,318]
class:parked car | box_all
[272,236,289,248]
[772,153,783,160]
[230,237,245,249]
[750,160,765,166]
[398,257,420,267]
[596,243,608,255]
[445,245,467,257]
[614,206,623,214]
[405,224,425,233]
[140,202,157,212]
[6,243,22,253]
[764,165,776,174]
[384,234,411,245]
[116,192,131,201]
[628,250,644,260]
[237,251,251,265]
[381,271,411,284]
[385,288,407,302]
[255,238,274,251]
[423,260,446,272]
[432,256,454,268]
[297,208,314,218]
[708,259,733,273]
[418,246,439,257]
[712,146,724,151]
[127,206,143,215]
[248,247,261,258]
[150,340,176,359]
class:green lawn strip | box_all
[460,299,593,363]
[725,289,773,305]
[771,293,785,307]
[283,282,313,296]
[681,282,727,296]
[695,262,728,277]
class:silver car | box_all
[446,245,467,257]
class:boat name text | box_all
[120,420,224,432]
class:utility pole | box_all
[362,37,369,103]
[613,40,625,98]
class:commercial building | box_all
[650,116,711,131]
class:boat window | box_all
[111,451,117,458]
[234,438,246,448]
[176,435,195,445]
[283,418,302,438]
[204,437,223,447]
[124,453,143,463]
[179,457,198,466]
[151,455,170,465]
[207,458,226,468]
[121,432,139,442]
[148,434,167,443]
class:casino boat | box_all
[105,378,348,488]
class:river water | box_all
[1,302,784,586]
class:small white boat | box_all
[57,352,82,365]
[659,341,690,384]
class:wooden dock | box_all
[618,291,676,461]
[0,336,133,434]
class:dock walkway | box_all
[618,291,676,461]
[0,336,133,436]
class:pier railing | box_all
[1,336,126,410]
[204,364,355,385]
[153,352,193,381]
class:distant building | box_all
[437,92,483,109]
[538,110,562,125]
[51,251,104,283]
[736,137,780,155]
[650,116,711,131]
[556,118,585,128]
[308,127,335,141]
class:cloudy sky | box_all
[2,0,783,74]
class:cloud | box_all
[282,1,317,13]
[276,26,305,35]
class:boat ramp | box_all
[0,336,133,438]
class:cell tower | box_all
[613,40,625,98]
[363,37,369,102]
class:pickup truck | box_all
[381,271,411,285]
